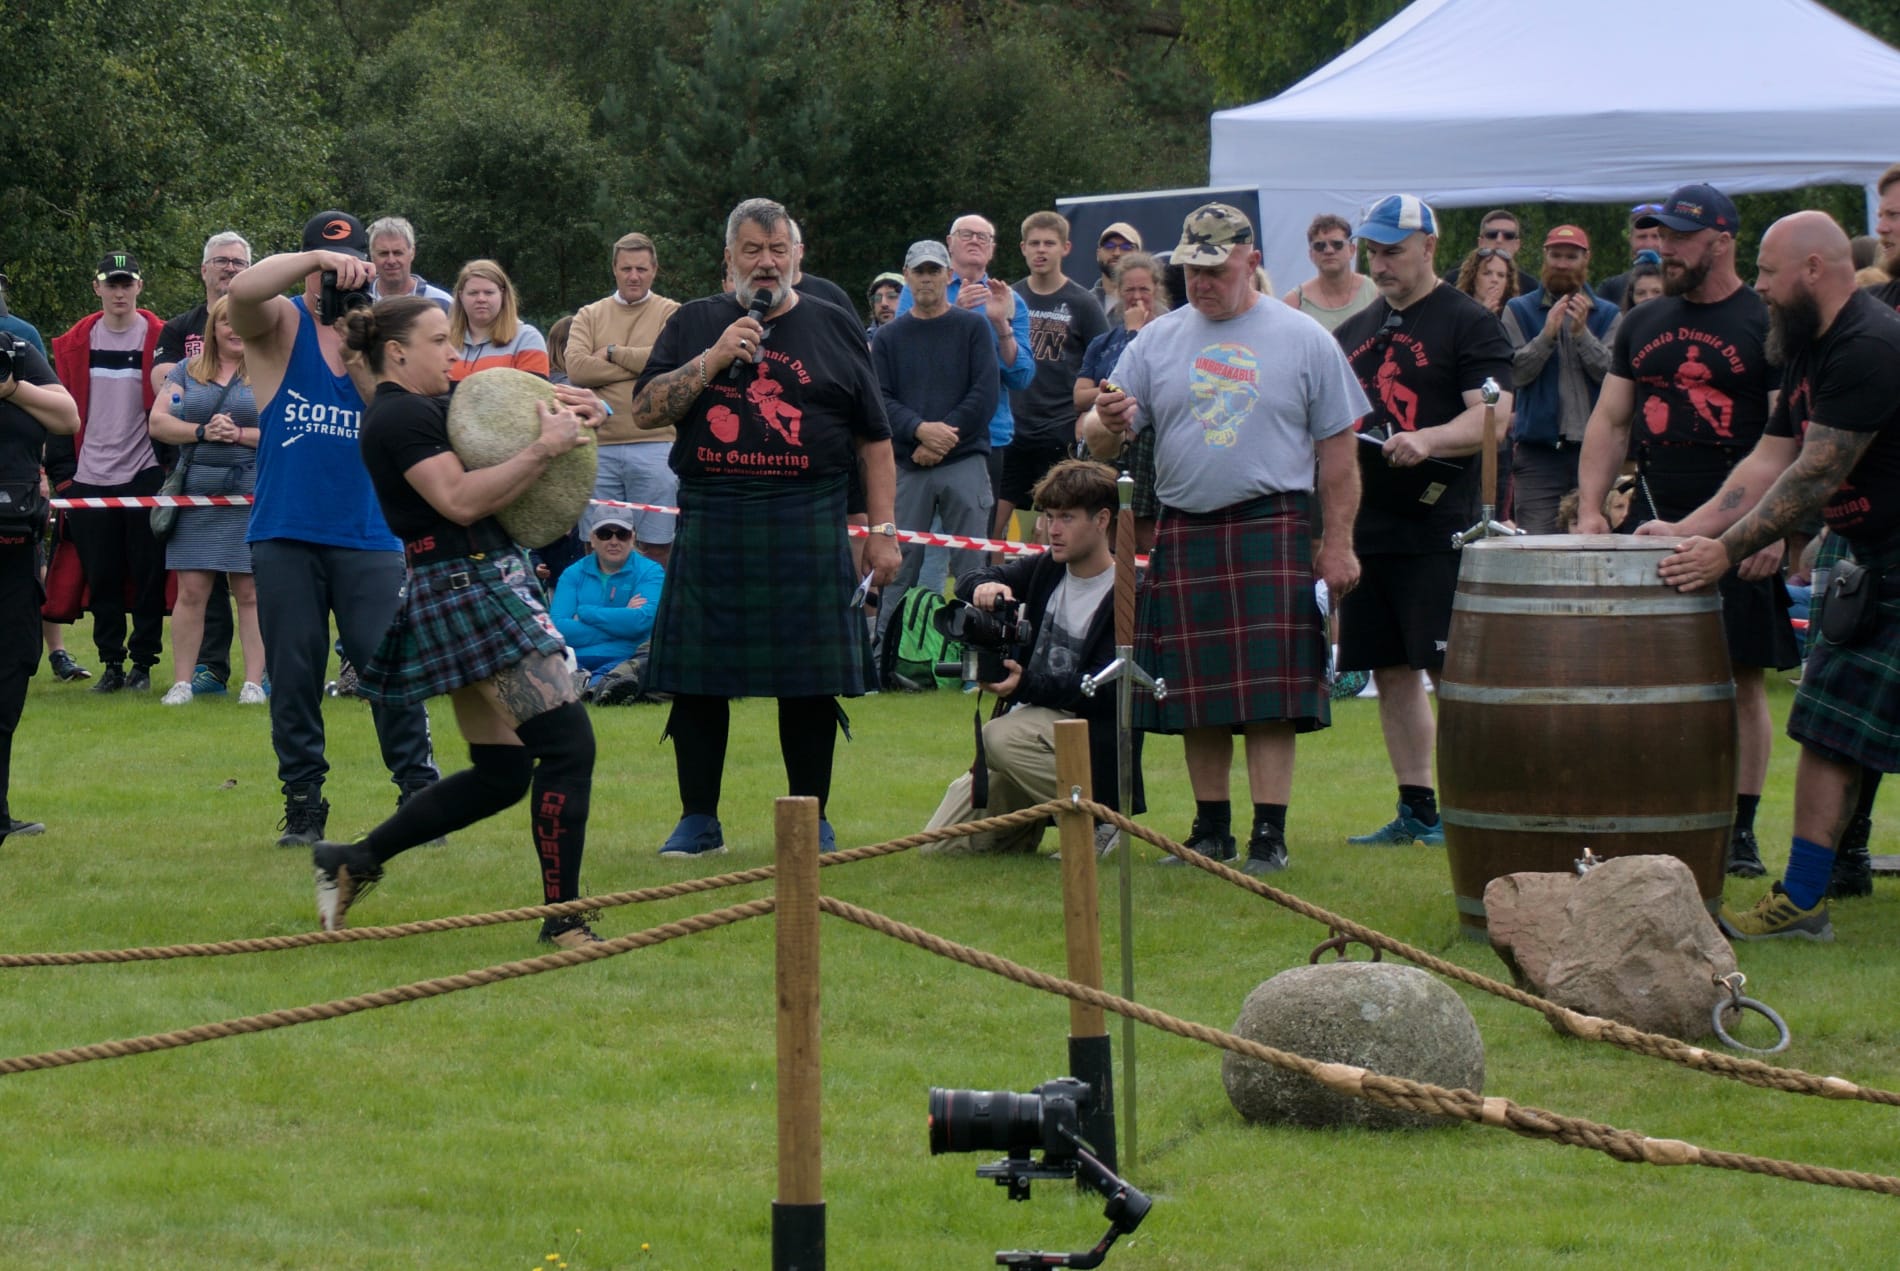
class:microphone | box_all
[728,289,776,381]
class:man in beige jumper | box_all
[566,231,682,565]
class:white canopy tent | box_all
[1209,0,1900,296]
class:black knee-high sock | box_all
[1734,793,1761,835]
[669,694,730,817]
[360,744,533,864]
[779,696,838,814]
[1855,770,1882,822]
[516,702,595,904]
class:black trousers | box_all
[251,538,437,794]
[66,468,167,669]
[0,537,43,821]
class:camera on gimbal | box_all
[318,269,374,325]
[933,596,1029,686]
[929,1077,1151,1268]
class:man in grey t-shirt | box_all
[1086,203,1366,876]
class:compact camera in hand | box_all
[318,270,374,324]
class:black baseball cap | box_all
[95,251,141,282]
[301,210,369,259]
[1634,184,1739,235]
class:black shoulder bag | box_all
[1821,558,1882,648]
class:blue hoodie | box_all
[548,549,665,669]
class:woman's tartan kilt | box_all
[360,548,565,706]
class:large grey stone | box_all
[1484,871,1577,989]
[1221,962,1484,1130]
[446,368,598,547]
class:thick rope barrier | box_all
[818,895,1900,1197]
[0,898,775,1076]
[1078,798,1900,1108]
[0,805,1055,968]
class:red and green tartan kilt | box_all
[1133,492,1329,734]
[1789,537,1900,772]
[648,475,864,699]
[360,549,565,706]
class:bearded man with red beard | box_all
[1500,225,1620,534]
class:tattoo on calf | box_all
[491,651,577,726]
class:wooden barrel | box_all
[1436,535,1737,939]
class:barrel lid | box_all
[1459,534,1678,588]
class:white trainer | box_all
[238,681,266,705]
[160,682,194,706]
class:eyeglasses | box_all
[1481,228,1520,241]
[1100,238,1135,252]
[593,526,633,542]
[1310,239,1349,252]
[206,256,250,270]
[951,229,994,243]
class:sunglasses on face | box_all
[1100,238,1135,252]
[1310,239,1349,252]
[594,526,633,542]
[1481,228,1520,241]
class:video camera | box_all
[929,1077,1151,1267]
[933,596,1030,686]
[318,269,374,325]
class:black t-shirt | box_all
[1610,287,1770,451]
[1868,278,1900,316]
[359,382,506,542]
[155,302,209,368]
[1762,289,1900,546]
[1009,278,1107,443]
[638,293,891,482]
[1337,284,1513,554]
[0,340,58,488]
[795,273,859,324]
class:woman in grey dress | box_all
[148,296,265,704]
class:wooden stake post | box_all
[773,796,824,1270]
[1054,719,1118,1175]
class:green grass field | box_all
[2,640,1898,1268]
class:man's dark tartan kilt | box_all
[649,474,864,699]
[360,549,565,706]
[1133,491,1329,734]
[1789,536,1900,772]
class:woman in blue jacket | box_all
[550,515,665,689]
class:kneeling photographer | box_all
[924,459,1141,855]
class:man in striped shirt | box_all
[46,252,168,693]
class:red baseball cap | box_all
[1544,225,1590,250]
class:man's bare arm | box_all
[1649,436,1799,537]
[1718,423,1874,563]
[627,364,705,432]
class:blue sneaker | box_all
[190,665,228,696]
[1348,802,1445,846]
[818,819,837,853]
[659,813,726,858]
[261,672,272,699]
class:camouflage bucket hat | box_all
[1172,203,1254,266]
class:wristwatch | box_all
[868,522,898,538]
[195,424,207,442]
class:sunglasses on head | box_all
[1481,227,1520,241]
[1474,247,1510,260]
[1310,238,1349,252]
[594,525,633,542]
[1630,202,1666,217]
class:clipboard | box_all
[1356,431,1466,517]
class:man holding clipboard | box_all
[1333,195,1515,846]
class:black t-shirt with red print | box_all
[1762,288,1900,546]
[638,293,890,482]
[1610,287,1771,452]
[1336,283,1513,554]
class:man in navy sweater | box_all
[871,240,999,645]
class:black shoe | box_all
[1725,827,1767,878]
[277,784,330,848]
[397,779,448,847]
[1158,817,1236,867]
[1241,825,1289,876]
[126,667,152,693]
[4,816,46,837]
[48,650,90,681]
[91,664,127,694]
[539,911,604,949]
[1828,815,1875,900]
[313,839,384,932]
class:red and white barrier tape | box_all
[51,495,254,509]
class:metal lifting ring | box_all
[1309,930,1381,964]
[1710,972,1792,1054]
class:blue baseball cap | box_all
[1354,195,1438,245]
[1635,184,1739,234]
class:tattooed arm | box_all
[1658,424,1871,593]
[1634,436,1799,538]
[630,314,762,432]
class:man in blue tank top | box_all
[226,210,441,846]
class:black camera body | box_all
[0,334,22,385]
[318,269,374,325]
[933,596,1030,685]
[929,1077,1091,1163]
